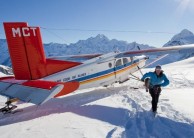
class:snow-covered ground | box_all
[0,72,6,77]
[0,57,194,138]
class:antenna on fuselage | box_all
[137,45,141,50]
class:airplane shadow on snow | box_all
[0,85,194,137]
[0,86,127,126]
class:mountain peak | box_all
[179,29,194,37]
[93,34,109,41]
[171,29,194,41]
[83,34,109,43]
[164,29,194,46]
[96,34,107,38]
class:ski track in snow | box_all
[1,59,194,137]
[121,88,194,138]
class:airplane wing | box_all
[49,53,102,62]
[116,44,194,58]
[0,77,79,105]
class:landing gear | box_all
[0,98,18,114]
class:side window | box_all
[115,59,122,67]
[133,59,138,63]
[108,63,112,68]
[123,58,128,65]
[130,57,133,63]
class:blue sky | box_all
[0,0,194,46]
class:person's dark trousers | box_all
[149,86,161,112]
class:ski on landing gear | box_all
[0,98,21,114]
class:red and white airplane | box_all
[1,22,194,107]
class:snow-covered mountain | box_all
[0,35,153,66]
[0,65,13,77]
[45,34,153,56]
[164,29,194,46]
[153,29,194,66]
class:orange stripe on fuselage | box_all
[80,60,145,85]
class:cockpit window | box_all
[115,59,122,67]
[123,58,128,64]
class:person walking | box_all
[141,65,169,113]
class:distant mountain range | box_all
[44,34,153,57]
[1,29,194,67]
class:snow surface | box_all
[0,57,194,138]
[0,72,6,77]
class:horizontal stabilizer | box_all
[0,81,64,105]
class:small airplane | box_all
[1,22,194,113]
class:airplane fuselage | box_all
[43,52,147,90]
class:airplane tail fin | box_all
[3,22,81,80]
